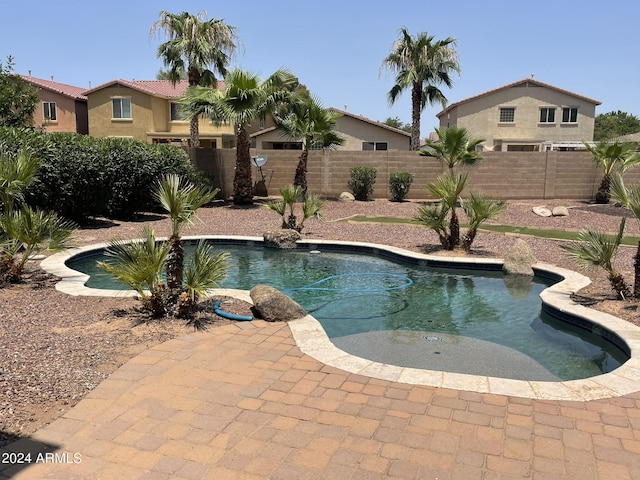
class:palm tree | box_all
[155,174,218,292]
[274,96,345,198]
[610,173,640,296]
[150,10,238,148]
[584,140,640,204]
[0,148,40,212]
[426,171,467,249]
[381,28,460,151]
[181,68,297,205]
[460,193,506,252]
[560,218,630,300]
[264,184,324,232]
[420,126,485,171]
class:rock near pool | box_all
[263,230,301,249]
[250,285,307,322]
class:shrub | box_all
[389,172,414,202]
[348,166,377,201]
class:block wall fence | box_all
[188,149,640,201]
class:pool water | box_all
[68,243,628,380]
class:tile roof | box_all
[83,79,225,98]
[18,75,88,100]
[328,107,411,136]
[437,78,602,118]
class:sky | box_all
[2,0,638,134]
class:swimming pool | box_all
[60,238,628,382]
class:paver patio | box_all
[2,319,640,479]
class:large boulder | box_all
[503,238,537,276]
[552,206,569,217]
[250,285,307,322]
[263,230,300,249]
[339,192,355,202]
[532,206,552,217]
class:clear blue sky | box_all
[2,1,638,134]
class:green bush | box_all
[348,166,377,201]
[0,128,197,221]
[389,172,414,202]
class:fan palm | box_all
[150,10,238,147]
[0,148,40,212]
[381,28,460,151]
[560,218,630,299]
[427,171,467,249]
[155,174,218,292]
[264,184,324,232]
[275,95,345,198]
[181,68,297,204]
[584,140,640,204]
[460,193,506,252]
[412,202,450,248]
[420,126,485,171]
[610,173,640,296]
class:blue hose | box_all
[213,300,253,321]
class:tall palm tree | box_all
[419,126,484,171]
[584,140,640,204]
[274,96,345,198]
[181,68,297,205]
[150,10,238,147]
[155,174,218,291]
[381,28,460,151]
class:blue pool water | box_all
[67,242,628,380]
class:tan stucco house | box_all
[437,78,601,151]
[19,75,88,134]
[83,79,234,148]
[250,108,411,151]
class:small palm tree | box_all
[584,140,640,204]
[419,126,484,171]
[155,174,218,293]
[460,193,507,252]
[264,184,324,232]
[381,28,460,151]
[560,218,630,300]
[275,95,345,198]
[150,10,238,147]
[610,173,640,296]
[412,202,450,249]
[426,171,467,249]
[0,148,40,212]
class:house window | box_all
[499,107,515,123]
[539,107,555,123]
[562,107,578,123]
[169,102,184,121]
[112,98,131,119]
[362,142,388,151]
[43,102,57,121]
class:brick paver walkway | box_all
[2,320,640,479]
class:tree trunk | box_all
[461,229,477,252]
[410,82,422,151]
[293,149,309,199]
[449,209,460,249]
[634,242,640,298]
[233,125,253,205]
[166,236,184,291]
[595,175,611,204]
[189,117,200,148]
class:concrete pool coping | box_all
[41,235,640,401]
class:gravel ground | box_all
[1,197,640,448]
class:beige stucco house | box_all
[437,78,601,151]
[19,75,88,134]
[250,108,411,151]
[83,79,234,148]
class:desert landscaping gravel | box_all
[2,197,640,448]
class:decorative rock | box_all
[503,238,537,276]
[552,206,569,217]
[532,206,552,217]
[339,192,355,201]
[263,230,301,249]
[250,285,307,322]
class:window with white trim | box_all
[112,97,131,119]
[169,102,184,121]
[499,107,515,123]
[362,141,388,151]
[43,102,57,121]
[562,107,578,123]
[539,107,555,123]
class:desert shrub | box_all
[348,166,377,201]
[0,128,197,221]
[389,172,414,202]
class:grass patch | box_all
[346,215,640,246]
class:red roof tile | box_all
[18,75,88,101]
[83,79,224,98]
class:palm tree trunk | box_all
[410,82,422,151]
[293,149,309,199]
[233,125,253,205]
[595,175,611,204]
[166,236,184,291]
[449,209,460,249]
[634,242,640,298]
[461,229,477,252]
[190,118,200,148]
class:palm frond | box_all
[183,241,229,300]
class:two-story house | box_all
[19,75,88,134]
[83,79,234,148]
[437,78,601,151]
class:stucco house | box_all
[249,108,411,151]
[19,75,88,134]
[436,78,601,152]
[82,79,234,148]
